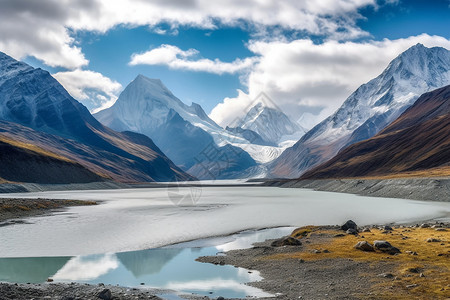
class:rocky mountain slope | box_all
[301,85,450,179]
[270,44,450,178]
[0,52,193,183]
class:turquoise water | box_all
[0,227,293,298]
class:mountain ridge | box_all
[301,85,450,179]
[270,43,450,178]
[0,52,193,183]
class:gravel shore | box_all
[0,282,165,300]
[0,198,97,226]
[264,177,450,202]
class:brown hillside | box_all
[301,85,450,179]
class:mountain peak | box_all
[0,51,33,82]
[237,101,302,145]
[133,74,166,88]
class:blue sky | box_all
[2,0,449,127]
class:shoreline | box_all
[0,198,98,226]
[198,222,450,299]
[264,177,450,202]
[0,221,448,299]
[2,176,449,203]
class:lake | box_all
[0,185,449,298]
[0,185,449,257]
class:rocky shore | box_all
[198,221,450,299]
[264,177,450,202]
[0,282,165,300]
[0,221,448,299]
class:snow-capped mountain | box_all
[0,51,193,182]
[95,75,259,178]
[235,102,305,145]
[95,75,308,179]
[271,43,450,178]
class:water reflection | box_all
[0,256,70,283]
[117,248,182,277]
[0,228,292,298]
[53,254,119,281]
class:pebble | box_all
[377,273,394,279]
[426,238,441,243]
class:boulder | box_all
[341,220,357,231]
[271,236,302,247]
[354,241,375,252]
[373,240,401,255]
[384,225,393,231]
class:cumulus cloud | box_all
[0,0,378,69]
[53,69,122,113]
[209,34,450,128]
[129,44,258,74]
[0,0,89,69]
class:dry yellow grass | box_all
[0,135,73,163]
[264,226,450,299]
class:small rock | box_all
[406,284,418,288]
[384,225,393,231]
[271,236,302,247]
[346,228,358,235]
[378,273,394,279]
[354,241,375,252]
[362,228,371,232]
[420,224,429,228]
[217,297,225,300]
[435,228,447,232]
[322,249,330,253]
[405,250,418,255]
[46,278,53,282]
[406,267,422,273]
[341,220,357,231]
[426,238,441,243]
[373,240,401,254]
[97,288,112,300]
[334,233,345,237]
[419,273,425,277]
[312,249,321,254]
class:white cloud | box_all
[129,44,257,74]
[0,0,378,69]
[0,0,89,69]
[209,34,450,127]
[53,69,122,113]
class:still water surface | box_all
[0,186,449,257]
